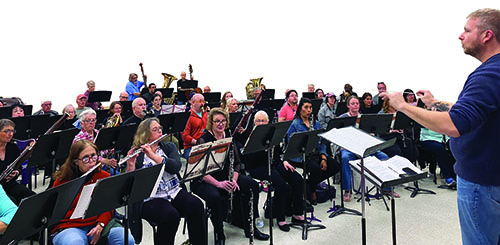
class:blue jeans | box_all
[183,147,192,160]
[341,150,388,191]
[457,176,500,245]
[52,226,135,245]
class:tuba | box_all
[162,73,178,105]
[245,77,263,100]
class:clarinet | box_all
[249,188,255,245]
[226,142,235,223]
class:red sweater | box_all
[181,110,207,149]
[52,170,112,233]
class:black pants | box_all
[141,189,207,245]
[248,163,303,221]
[289,156,340,194]
[191,174,259,237]
[2,181,35,205]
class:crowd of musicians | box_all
[0,72,458,245]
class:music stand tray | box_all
[358,114,393,136]
[87,91,112,103]
[262,89,275,100]
[302,92,315,99]
[202,92,221,103]
[29,114,54,138]
[10,116,31,140]
[155,88,174,98]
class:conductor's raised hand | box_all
[416,90,436,108]
[380,92,406,111]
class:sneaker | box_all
[343,192,351,202]
[446,178,457,187]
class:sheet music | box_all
[70,183,96,219]
[383,155,423,175]
[352,156,400,182]
[319,126,383,156]
[150,164,165,197]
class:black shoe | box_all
[247,228,270,241]
[278,223,290,232]
[291,217,307,224]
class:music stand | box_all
[394,112,436,198]
[311,99,323,118]
[120,101,133,120]
[325,117,361,218]
[302,92,315,99]
[262,89,275,100]
[319,126,396,245]
[84,164,164,245]
[242,121,292,244]
[10,116,31,140]
[155,88,174,98]
[29,114,54,138]
[87,91,112,103]
[335,102,348,117]
[284,129,326,240]
[229,112,243,132]
[0,105,33,119]
[358,114,393,135]
[202,92,221,103]
[0,169,97,245]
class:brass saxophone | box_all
[227,142,235,223]
[245,77,263,100]
[162,73,178,105]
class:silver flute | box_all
[118,133,169,167]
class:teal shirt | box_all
[0,186,17,229]
[420,127,448,143]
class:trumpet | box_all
[118,133,169,167]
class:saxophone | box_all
[227,142,235,223]
[162,73,178,105]
[245,77,263,100]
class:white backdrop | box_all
[2,1,499,112]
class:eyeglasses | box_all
[77,153,98,164]
[1,129,15,134]
[42,103,52,106]
[152,126,163,132]
[120,96,128,99]
[213,119,227,125]
[255,119,268,123]
[194,100,205,104]
[84,119,96,123]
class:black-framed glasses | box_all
[77,153,98,164]
[213,119,227,125]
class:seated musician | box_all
[286,98,340,205]
[126,73,146,101]
[338,96,397,201]
[317,92,336,129]
[119,91,129,102]
[10,104,25,118]
[141,83,157,105]
[123,98,147,126]
[225,98,239,113]
[241,111,304,232]
[203,86,211,93]
[359,92,379,114]
[84,80,103,110]
[315,88,325,99]
[33,99,60,116]
[75,94,91,118]
[51,140,134,245]
[149,94,163,117]
[191,108,269,244]
[0,119,35,205]
[220,91,233,110]
[62,104,76,120]
[420,128,456,186]
[103,101,123,127]
[278,89,299,122]
[73,109,117,169]
[0,185,17,234]
[181,94,207,159]
[126,118,206,245]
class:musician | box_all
[372,82,386,106]
[176,71,189,105]
[119,91,129,101]
[359,92,379,114]
[62,104,76,120]
[51,140,134,245]
[103,101,123,127]
[75,94,91,118]
[141,83,157,104]
[72,109,117,169]
[0,119,36,205]
[203,86,211,93]
[278,89,298,122]
[286,98,340,205]
[0,185,17,233]
[147,94,162,117]
[84,80,103,110]
[317,92,336,129]
[315,88,325,99]
[126,118,206,245]
[307,84,315,92]
[181,93,207,159]
[33,99,60,116]
[403,89,417,106]
[123,98,147,126]
[338,96,396,201]
[225,98,239,113]
[191,108,269,243]
[126,73,146,101]
[220,91,233,109]
[339,83,358,102]
[10,104,24,118]
[241,111,305,232]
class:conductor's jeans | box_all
[457,176,500,245]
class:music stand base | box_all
[289,222,326,240]
[404,183,436,198]
[329,205,362,218]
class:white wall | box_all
[1,0,498,112]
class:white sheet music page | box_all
[383,155,423,174]
[150,165,165,197]
[361,156,400,182]
[70,183,96,219]
[319,126,383,156]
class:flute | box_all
[118,133,169,167]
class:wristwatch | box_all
[98,222,105,228]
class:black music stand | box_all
[284,129,326,240]
[311,99,323,118]
[96,109,109,125]
[262,89,275,100]
[10,116,31,140]
[335,102,348,117]
[320,126,396,245]
[87,91,112,103]
[325,117,361,218]
[120,101,133,120]
[359,114,393,135]
[394,112,436,198]
[155,88,174,99]
[157,111,190,144]
[29,114,54,138]
[114,124,139,160]
[0,168,97,245]
[0,105,33,119]
[229,112,243,132]
[302,92,315,99]
[242,121,292,244]
[94,126,123,174]
[84,164,164,245]
[202,92,221,103]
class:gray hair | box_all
[254,110,269,122]
[79,109,96,123]
[87,80,95,87]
